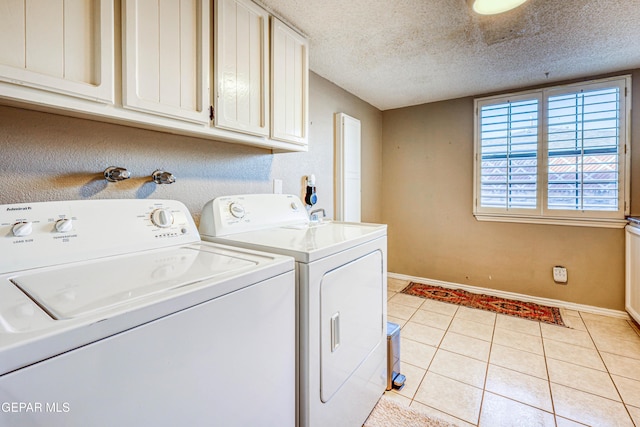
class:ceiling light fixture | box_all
[468,0,528,15]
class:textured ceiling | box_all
[256,0,640,110]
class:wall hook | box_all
[104,166,131,182]
[152,170,176,185]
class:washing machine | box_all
[199,194,387,427]
[0,199,295,427]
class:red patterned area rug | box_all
[401,282,566,327]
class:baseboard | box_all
[388,272,629,320]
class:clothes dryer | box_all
[199,194,387,427]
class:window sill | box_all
[473,214,628,229]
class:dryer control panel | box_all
[200,194,309,237]
[0,199,199,274]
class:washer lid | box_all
[11,246,256,320]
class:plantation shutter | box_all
[478,97,540,211]
[474,76,629,226]
[546,85,622,212]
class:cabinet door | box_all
[271,17,308,146]
[214,0,269,137]
[122,0,210,124]
[0,0,114,103]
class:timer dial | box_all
[229,202,245,219]
[151,208,174,228]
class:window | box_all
[473,76,630,228]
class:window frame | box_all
[473,75,631,228]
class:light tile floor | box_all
[385,277,640,427]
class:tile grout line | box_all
[402,297,436,404]
[407,301,481,426]
[437,305,484,427]
[579,311,637,425]
[538,319,560,427]
[481,319,558,422]
[475,313,497,427]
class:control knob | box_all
[55,218,73,233]
[12,221,33,237]
[151,208,174,228]
[229,202,245,219]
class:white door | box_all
[214,0,269,136]
[122,0,210,123]
[271,17,308,146]
[320,251,384,403]
[334,113,362,222]
[0,0,114,103]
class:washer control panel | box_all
[0,199,199,274]
[199,194,309,237]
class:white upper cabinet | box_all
[270,17,308,146]
[122,0,210,124]
[214,0,270,137]
[0,0,114,103]
[0,0,309,151]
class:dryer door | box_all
[319,250,384,402]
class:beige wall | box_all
[4,64,637,311]
[382,70,640,311]
[0,72,383,225]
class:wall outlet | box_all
[553,266,568,284]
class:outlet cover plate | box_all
[553,266,568,283]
